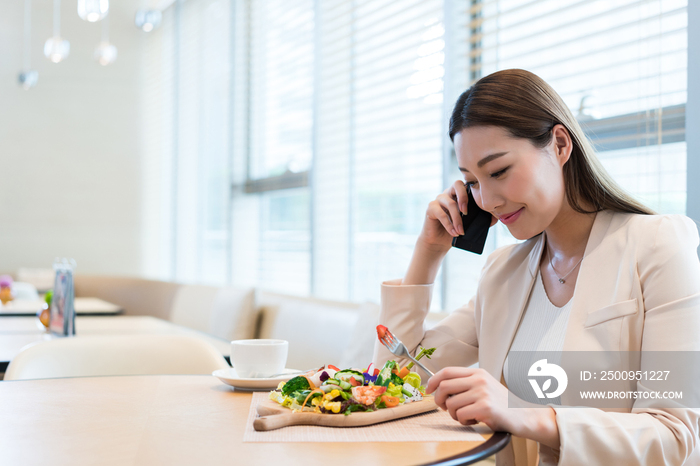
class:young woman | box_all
[373,69,700,465]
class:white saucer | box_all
[213,368,300,390]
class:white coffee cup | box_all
[230,339,289,378]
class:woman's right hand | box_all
[418,180,472,252]
[403,180,472,285]
[403,180,495,285]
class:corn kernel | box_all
[325,401,341,414]
[330,389,340,398]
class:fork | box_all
[379,327,435,377]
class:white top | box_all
[503,270,573,400]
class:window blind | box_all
[313,0,447,305]
[142,0,688,310]
[249,0,314,179]
[141,6,176,280]
[243,0,315,295]
[471,0,687,212]
[141,0,232,284]
[174,0,231,284]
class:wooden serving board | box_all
[253,397,438,431]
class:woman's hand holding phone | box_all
[420,180,497,251]
[403,180,495,285]
[423,180,471,248]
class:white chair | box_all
[4,334,230,381]
[169,285,257,342]
[11,281,40,300]
[16,268,55,292]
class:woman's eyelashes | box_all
[464,166,509,188]
[490,166,509,178]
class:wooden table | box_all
[0,297,123,316]
[0,375,509,466]
[0,316,231,373]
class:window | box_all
[142,0,690,311]
[471,0,687,214]
[141,0,232,284]
[313,0,446,304]
[231,0,315,295]
[443,0,688,310]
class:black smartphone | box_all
[451,187,492,254]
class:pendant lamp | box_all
[18,0,38,89]
[44,0,69,63]
[78,0,109,22]
[94,14,117,66]
[134,10,162,32]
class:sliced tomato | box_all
[381,395,400,407]
[328,364,340,371]
[376,325,388,340]
[351,385,387,405]
[349,378,362,387]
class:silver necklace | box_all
[548,248,584,284]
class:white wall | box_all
[0,0,145,276]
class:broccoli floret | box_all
[281,376,311,396]
[390,372,404,386]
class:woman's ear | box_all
[551,124,573,167]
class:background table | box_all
[0,375,509,466]
[0,297,123,316]
[0,316,231,373]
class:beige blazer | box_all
[373,210,700,466]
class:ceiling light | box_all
[78,0,109,22]
[19,0,38,89]
[19,71,39,90]
[135,10,162,32]
[44,0,69,63]
[44,37,70,63]
[94,13,117,65]
[95,43,117,65]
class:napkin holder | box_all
[49,259,76,336]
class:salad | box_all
[268,348,435,416]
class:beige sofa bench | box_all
[74,275,449,371]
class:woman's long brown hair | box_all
[449,69,654,215]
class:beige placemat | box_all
[243,392,488,442]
